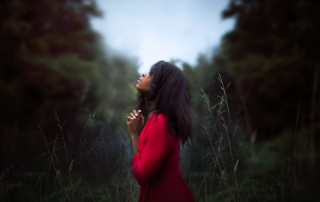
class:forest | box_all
[0,0,319,201]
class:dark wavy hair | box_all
[137,60,192,147]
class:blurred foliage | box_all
[220,0,320,138]
[183,0,320,141]
[0,0,140,169]
[181,0,320,198]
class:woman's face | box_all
[136,72,153,98]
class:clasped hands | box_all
[126,109,145,138]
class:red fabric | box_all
[132,113,194,202]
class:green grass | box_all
[1,75,315,202]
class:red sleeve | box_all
[132,115,174,187]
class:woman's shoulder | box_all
[146,113,173,138]
[148,112,168,126]
[154,112,168,121]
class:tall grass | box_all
[183,74,297,202]
[0,75,299,202]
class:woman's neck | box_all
[145,99,157,119]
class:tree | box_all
[0,0,139,169]
[217,0,320,139]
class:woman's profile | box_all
[126,61,194,202]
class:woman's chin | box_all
[135,84,141,91]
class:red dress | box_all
[132,113,194,202]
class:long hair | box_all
[137,61,192,147]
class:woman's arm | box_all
[131,135,139,155]
[132,116,174,187]
[127,109,145,155]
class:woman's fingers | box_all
[130,112,136,120]
[127,116,132,124]
[133,110,138,116]
[135,109,142,121]
[127,110,142,125]
[138,109,145,125]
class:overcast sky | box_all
[91,0,234,74]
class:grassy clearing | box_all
[0,75,310,202]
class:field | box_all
[1,78,318,202]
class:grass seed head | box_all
[55,170,60,178]
[69,159,74,173]
[234,159,239,173]
[221,170,225,178]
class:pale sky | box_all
[91,0,234,74]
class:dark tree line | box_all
[0,0,139,170]
[184,0,320,142]
[181,1,320,189]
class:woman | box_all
[126,61,194,202]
